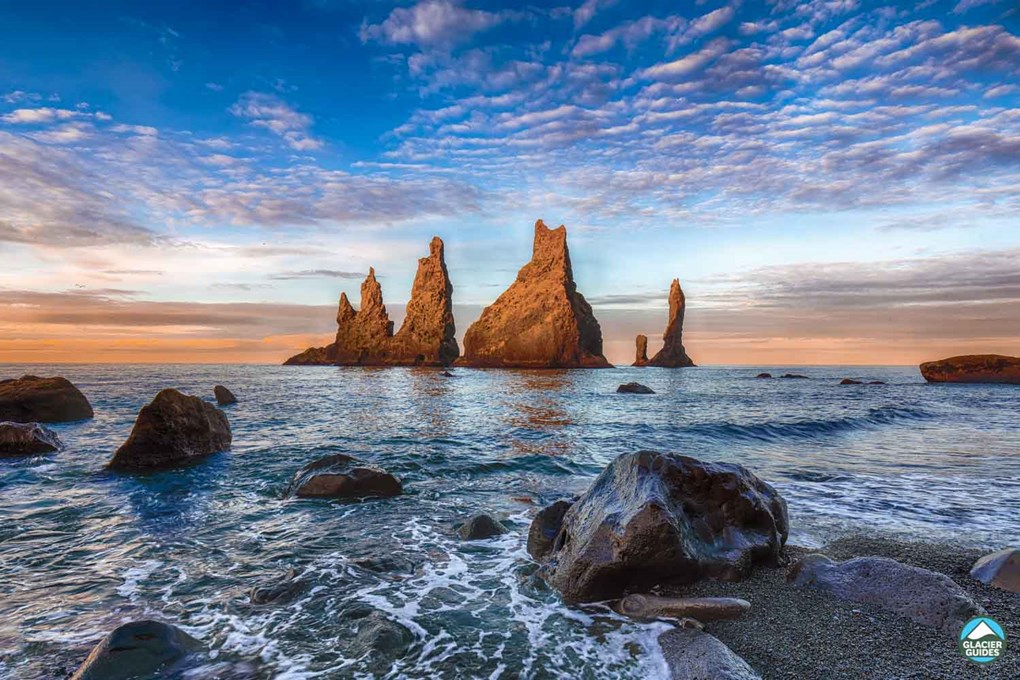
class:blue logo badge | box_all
[959,617,1007,664]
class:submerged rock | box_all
[616,594,750,622]
[970,548,1020,593]
[460,220,611,368]
[755,373,772,379]
[787,554,983,635]
[108,389,232,471]
[70,620,201,680]
[250,569,308,605]
[288,454,402,499]
[633,334,649,367]
[920,354,1020,384]
[352,612,414,670]
[456,513,508,540]
[617,382,655,394]
[659,628,761,680]
[0,421,63,456]
[647,279,695,368]
[214,385,237,405]
[0,375,93,423]
[529,451,788,602]
[284,237,458,367]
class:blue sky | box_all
[0,0,1018,364]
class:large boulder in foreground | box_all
[288,454,402,499]
[70,620,201,680]
[970,548,1020,593]
[920,354,1020,384]
[0,422,63,456]
[648,279,695,368]
[0,375,93,423]
[460,220,611,368]
[787,554,983,636]
[529,451,789,602]
[659,628,761,680]
[108,389,232,471]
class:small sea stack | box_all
[0,375,94,423]
[213,385,237,405]
[646,279,695,368]
[920,354,1020,384]
[632,335,649,367]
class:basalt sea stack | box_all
[920,354,1020,384]
[285,237,458,366]
[632,334,649,367]
[636,278,695,368]
[460,220,610,368]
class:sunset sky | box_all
[1,0,1018,365]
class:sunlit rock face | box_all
[460,220,611,369]
[920,354,1020,384]
[648,278,695,368]
[284,236,458,367]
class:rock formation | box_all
[617,595,751,622]
[456,513,508,540]
[646,279,695,367]
[633,335,649,366]
[529,451,789,602]
[0,375,94,423]
[460,220,610,368]
[659,628,761,680]
[71,620,201,680]
[284,237,458,366]
[108,389,232,470]
[287,453,402,499]
[920,354,1020,384]
[617,382,655,394]
[214,385,237,405]
[970,548,1020,593]
[0,422,63,456]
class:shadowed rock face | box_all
[633,335,649,366]
[0,422,63,456]
[460,220,610,368]
[648,279,695,368]
[920,354,1020,384]
[70,620,201,680]
[0,375,94,423]
[288,454,402,499]
[284,237,458,367]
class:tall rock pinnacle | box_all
[647,278,695,368]
[390,236,459,365]
[460,220,611,368]
[633,334,649,367]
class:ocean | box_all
[1,364,1018,678]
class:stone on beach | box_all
[787,554,983,635]
[970,548,1020,593]
[658,628,761,680]
[109,388,232,471]
[617,382,655,394]
[0,421,63,456]
[288,453,402,499]
[529,451,789,602]
[70,620,201,680]
[214,385,237,405]
[647,278,695,368]
[616,594,750,621]
[456,513,508,540]
[0,375,94,423]
[920,354,1020,384]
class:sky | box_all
[0,0,1018,366]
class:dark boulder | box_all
[352,612,414,670]
[970,548,1020,593]
[70,620,201,680]
[659,628,761,680]
[214,385,237,405]
[617,382,655,394]
[755,373,772,379]
[0,421,63,456]
[108,389,232,471]
[780,373,809,379]
[839,378,863,385]
[529,451,789,602]
[0,375,93,423]
[869,380,887,385]
[250,569,308,605]
[441,370,454,377]
[527,499,575,561]
[456,513,508,540]
[288,454,402,499]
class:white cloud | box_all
[640,38,731,80]
[229,92,322,151]
[360,0,510,48]
[1,107,80,124]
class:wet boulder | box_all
[288,453,402,499]
[70,620,201,680]
[0,421,63,456]
[659,628,761,680]
[0,375,93,423]
[109,389,231,471]
[214,385,237,405]
[250,568,308,605]
[970,548,1020,593]
[526,499,575,561]
[352,612,414,670]
[529,451,789,602]
[787,554,983,636]
[456,512,508,540]
[617,382,655,394]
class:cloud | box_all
[639,37,731,79]
[573,0,617,30]
[1,107,80,124]
[229,92,322,151]
[953,0,1004,14]
[269,269,365,280]
[360,0,510,48]
[572,15,682,58]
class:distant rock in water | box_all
[288,453,402,499]
[214,385,237,405]
[460,220,611,368]
[284,236,458,367]
[0,375,94,423]
[109,389,232,471]
[633,334,649,367]
[647,279,695,368]
[456,512,508,540]
[780,373,809,379]
[70,620,201,680]
[920,354,1020,384]
[755,373,773,379]
[529,451,788,602]
[617,382,655,394]
[0,422,63,456]
[840,378,863,385]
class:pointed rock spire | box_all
[633,334,649,367]
[460,220,610,368]
[648,278,695,368]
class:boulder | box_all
[284,237,458,366]
[456,513,508,540]
[868,380,887,385]
[441,370,454,377]
[250,568,309,605]
[0,421,63,456]
[529,451,789,602]
[460,220,611,368]
[970,548,1020,593]
[214,385,237,405]
[70,620,201,680]
[780,373,809,379]
[526,499,574,561]
[616,594,750,622]
[787,554,983,635]
[0,375,93,423]
[648,279,695,368]
[633,334,649,367]
[839,378,863,385]
[288,454,402,499]
[108,389,232,471]
[617,382,655,394]
[659,628,761,680]
[755,373,772,379]
[352,612,414,669]
[920,354,1020,384]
